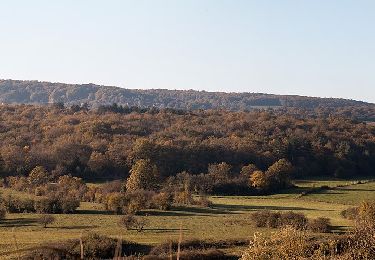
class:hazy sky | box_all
[0,1,374,103]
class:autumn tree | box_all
[125,159,159,192]
[250,170,269,190]
[207,162,231,183]
[38,214,55,228]
[28,166,49,186]
[250,159,293,191]
[266,159,293,189]
[240,164,258,178]
[0,196,5,221]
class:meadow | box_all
[1,179,373,258]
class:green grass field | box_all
[1,179,374,258]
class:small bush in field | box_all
[38,214,55,228]
[194,195,212,208]
[250,210,271,227]
[308,217,332,233]
[119,214,147,232]
[251,211,307,229]
[279,211,307,230]
[250,210,281,228]
[341,207,358,220]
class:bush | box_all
[0,204,6,220]
[241,226,311,260]
[308,217,332,233]
[341,207,358,220]
[122,190,153,214]
[279,211,307,230]
[250,210,281,228]
[118,214,147,232]
[104,192,124,214]
[21,233,150,259]
[173,190,193,205]
[38,214,55,228]
[194,195,212,208]
[34,198,60,214]
[151,192,173,210]
[250,211,307,229]
[60,197,80,214]
[34,196,79,214]
[4,196,35,213]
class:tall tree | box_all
[126,159,159,192]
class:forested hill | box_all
[0,80,373,113]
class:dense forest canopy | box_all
[0,104,374,185]
[0,80,374,121]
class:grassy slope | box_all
[1,180,374,258]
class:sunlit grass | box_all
[2,179,374,257]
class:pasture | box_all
[1,179,374,258]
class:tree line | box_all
[0,104,373,188]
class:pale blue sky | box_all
[0,1,374,102]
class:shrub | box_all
[250,211,307,229]
[241,227,311,260]
[118,214,137,230]
[21,233,150,259]
[279,211,307,230]
[38,214,55,228]
[152,192,173,210]
[250,210,271,227]
[173,190,193,205]
[308,217,332,233]
[34,196,79,214]
[60,197,80,214]
[34,198,60,214]
[250,210,281,228]
[194,195,212,208]
[122,190,153,214]
[4,196,35,213]
[118,214,147,232]
[0,204,6,220]
[104,192,124,214]
[341,207,359,220]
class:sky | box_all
[0,1,374,103]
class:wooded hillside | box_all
[0,104,374,183]
[0,80,374,122]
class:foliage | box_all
[38,214,55,228]
[118,214,147,232]
[0,103,371,187]
[307,217,332,233]
[28,166,50,187]
[3,195,35,213]
[240,227,312,260]
[250,159,293,192]
[22,233,150,259]
[0,198,5,220]
[341,207,358,220]
[126,159,160,192]
[243,201,375,259]
[34,196,80,214]
[193,195,212,208]
[151,192,173,210]
[1,80,373,118]
[250,210,308,230]
[104,190,172,214]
